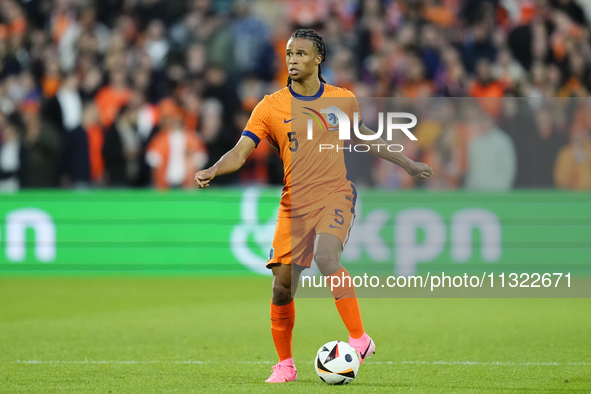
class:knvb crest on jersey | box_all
[303,106,341,133]
[325,106,341,131]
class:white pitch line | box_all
[5,360,591,366]
[373,361,591,366]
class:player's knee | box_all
[314,252,342,276]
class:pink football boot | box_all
[349,333,376,364]
[265,358,297,383]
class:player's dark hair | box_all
[286,29,327,86]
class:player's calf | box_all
[272,278,292,305]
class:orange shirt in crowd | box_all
[158,98,198,134]
[51,10,75,43]
[9,15,27,36]
[470,80,504,117]
[146,128,208,189]
[86,123,105,183]
[94,86,132,128]
[42,75,61,98]
[403,80,436,98]
[422,5,455,27]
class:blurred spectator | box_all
[146,104,207,189]
[419,25,443,80]
[203,65,241,125]
[492,47,526,91]
[461,0,499,26]
[103,104,141,187]
[550,0,587,26]
[470,58,504,116]
[500,98,569,188]
[136,0,176,29]
[402,54,435,98]
[288,0,329,29]
[422,0,458,27]
[58,122,90,188]
[461,23,497,74]
[101,90,159,187]
[94,70,132,128]
[80,66,103,102]
[143,20,169,69]
[530,106,568,187]
[464,106,517,191]
[83,104,105,185]
[232,0,274,79]
[417,99,465,190]
[437,46,469,96]
[200,99,238,175]
[498,96,536,188]
[51,73,82,132]
[558,51,589,97]
[21,105,62,188]
[186,43,207,75]
[470,58,505,97]
[0,117,26,192]
[554,130,591,190]
[41,57,62,99]
[58,5,110,72]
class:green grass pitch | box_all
[1,277,590,393]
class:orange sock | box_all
[329,267,365,339]
[270,300,295,361]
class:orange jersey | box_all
[243,83,361,217]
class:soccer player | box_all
[195,29,433,383]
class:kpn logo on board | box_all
[1,208,56,263]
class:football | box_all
[314,340,360,385]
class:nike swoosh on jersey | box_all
[329,223,342,229]
[284,117,297,123]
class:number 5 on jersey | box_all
[288,131,298,152]
[334,209,344,225]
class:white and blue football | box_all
[314,340,360,385]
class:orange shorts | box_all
[266,192,356,269]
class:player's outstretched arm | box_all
[353,124,433,180]
[194,136,256,188]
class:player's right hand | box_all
[195,168,215,188]
[407,161,433,180]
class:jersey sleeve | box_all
[242,96,271,148]
[344,89,363,128]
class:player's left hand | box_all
[406,161,433,180]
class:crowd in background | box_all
[1,0,591,191]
